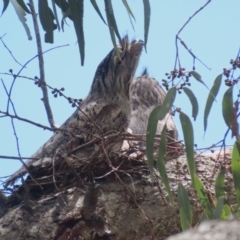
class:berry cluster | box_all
[162,68,191,92]
[34,76,82,107]
[223,58,240,87]
[67,97,82,107]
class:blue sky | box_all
[0,1,240,180]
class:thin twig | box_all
[28,0,56,129]
[0,155,39,160]
[174,0,212,70]
[0,34,24,67]
[1,79,17,116]
[6,44,68,114]
[0,110,54,131]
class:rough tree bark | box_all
[0,149,235,240]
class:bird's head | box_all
[90,36,144,100]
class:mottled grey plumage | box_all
[129,71,178,140]
[6,36,143,186]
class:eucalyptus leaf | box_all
[68,0,85,66]
[179,112,195,184]
[204,74,222,132]
[178,183,192,231]
[222,86,233,128]
[143,0,150,51]
[183,87,199,120]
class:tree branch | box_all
[28,0,56,129]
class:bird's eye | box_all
[114,56,122,67]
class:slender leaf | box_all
[1,0,9,15]
[183,87,199,120]
[213,201,231,220]
[222,86,233,128]
[90,0,107,25]
[213,198,224,219]
[215,170,225,200]
[204,74,222,132]
[178,183,192,231]
[146,105,161,173]
[122,0,135,30]
[236,208,240,217]
[104,0,121,42]
[16,0,30,13]
[122,0,135,20]
[143,0,150,51]
[157,86,176,120]
[221,204,231,219]
[190,71,209,89]
[69,0,85,66]
[179,112,195,184]
[146,87,175,176]
[54,0,72,20]
[231,140,240,207]
[194,175,213,218]
[157,126,173,203]
[51,0,60,30]
[11,0,32,40]
[104,0,121,61]
[61,7,71,31]
[213,170,229,220]
[39,0,57,43]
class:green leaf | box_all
[146,87,176,175]
[39,0,57,43]
[157,126,173,203]
[51,0,60,30]
[54,0,72,20]
[178,183,192,231]
[68,0,85,66]
[90,0,107,25]
[11,0,32,40]
[179,112,195,184]
[157,87,176,120]
[213,198,224,219]
[215,170,225,200]
[122,0,135,30]
[104,0,121,42]
[190,71,209,90]
[146,105,161,174]
[204,74,222,132]
[1,0,9,15]
[183,87,199,121]
[222,86,233,128]
[231,141,240,207]
[221,204,232,219]
[122,0,135,20]
[16,0,30,13]
[143,0,150,51]
[194,175,213,219]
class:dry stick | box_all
[0,110,54,132]
[28,0,56,129]
[2,71,103,137]
[0,34,24,67]
[1,83,43,190]
[174,0,212,70]
[0,155,39,160]
[1,79,18,116]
